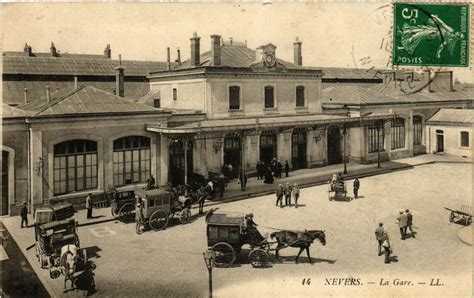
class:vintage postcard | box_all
[1,2,472,297]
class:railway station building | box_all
[2,33,473,216]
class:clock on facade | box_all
[264,53,276,68]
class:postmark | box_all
[392,3,470,67]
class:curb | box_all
[78,217,116,228]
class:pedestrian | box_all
[406,209,415,238]
[218,174,226,198]
[256,162,261,180]
[292,183,300,208]
[382,228,392,264]
[222,163,228,177]
[284,182,292,206]
[228,164,233,179]
[374,222,384,256]
[353,178,360,198]
[284,160,289,177]
[135,202,144,234]
[276,160,283,179]
[264,166,274,184]
[86,193,93,219]
[396,210,408,240]
[239,170,247,191]
[276,184,284,208]
[20,202,28,228]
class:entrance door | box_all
[260,133,277,166]
[169,141,185,186]
[436,130,444,152]
[292,129,307,170]
[1,151,9,216]
[223,134,241,179]
[327,126,342,165]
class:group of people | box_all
[257,159,290,185]
[374,209,416,264]
[275,183,301,208]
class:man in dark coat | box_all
[146,174,156,190]
[382,228,391,264]
[275,184,284,207]
[20,202,28,228]
[284,160,290,177]
[264,166,274,184]
[353,178,360,198]
[406,209,415,238]
[374,222,385,256]
[284,183,292,206]
[276,160,283,179]
[239,171,247,191]
[256,162,262,180]
[85,193,93,219]
[396,210,408,240]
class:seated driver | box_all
[245,213,265,244]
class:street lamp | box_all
[203,250,216,298]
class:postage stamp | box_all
[392,3,470,67]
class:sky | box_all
[2,3,472,83]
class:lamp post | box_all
[203,250,215,298]
[342,125,347,174]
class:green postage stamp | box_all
[393,3,470,67]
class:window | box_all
[54,140,98,195]
[229,86,240,110]
[296,86,305,107]
[154,98,160,108]
[413,116,423,145]
[113,136,151,186]
[460,131,469,147]
[172,88,177,101]
[368,124,384,153]
[391,118,405,150]
[264,86,274,108]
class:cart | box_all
[206,212,272,268]
[444,203,472,226]
[328,180,347,201]
[107,189,136,222]
[135,188,192,233]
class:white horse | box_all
[60,244,78,292]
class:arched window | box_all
[113,136,151,186]
[296,86,305,107]
[391,118,405,150]
[229,86,240,110]
[54,140,97,195]
[368,124,384,153]
[413,115,423,145]
[264,86,275,108]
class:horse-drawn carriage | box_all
[444,203,472,226]
[328,177,347,200]
[33,202,90,291]
[206,211,327,268]
[135,188,193,234]
[107,189,136,222]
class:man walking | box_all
[396,210,408,240]
[276,184,284,208]
[382,228,392,264]
[292,183,300,208]
[353,178,360,198]
[86,193,93,219]
[406,209,415,238]
[20,202,28,228]
[276,160,283,179]
[374,222,385,256]
[284,160,290,178]
[284,182,292,206]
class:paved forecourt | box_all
[4,162,472,297]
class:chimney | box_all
[176,48,181,65]
[23,43,33,57]
[166,47,171,71]
[293,37,302,66]
[74,76,78,89]
[255,46,264,64]
[24,88,28,104]
[190,32,201,67]
[210,35,221,66]
[50,42,57,57]
[46,85,51,102]
[115,54,125,97]
[104,44,111,59]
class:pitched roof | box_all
[137,90,160,106]
[2,54,167,76]
[2,103,35,118]
[427,109,474,124]
[168,43,304,71]
[17,85,164,116]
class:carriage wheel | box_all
[249,248,269,268]
[179,208,192,224]
[212,242,236,267]
[118,203,135,223]
[449,212,455,223]
[149,210,169,231]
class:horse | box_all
[60,244,78,292]
[270,230,326,264]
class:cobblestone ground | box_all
[6,163,473,297]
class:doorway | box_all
[260,132,277,166]
[292,129,307,170]
[1,151,9,216]
[169,140,185,186]
[223,133,241,179]
[436,130,444,153]
[327,126,342,165]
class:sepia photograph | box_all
[0,2,472,297]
